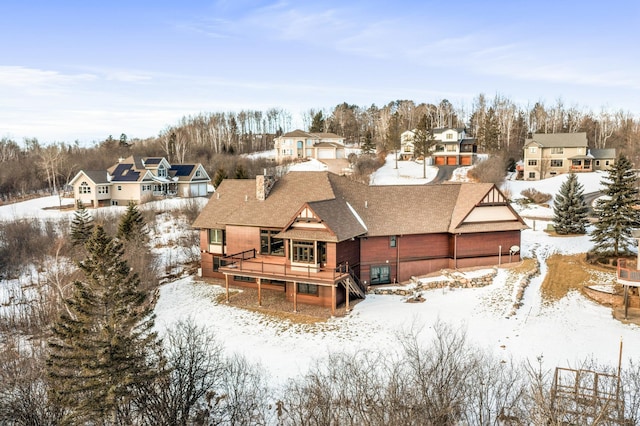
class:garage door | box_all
[435,156,445,166]
[446,156,457,165]
[461,156,472,166]
[190,183,207,197]
[317,149,334,159]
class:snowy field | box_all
[1,154,637,387]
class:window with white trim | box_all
[209,229,225,245]
[97,186,109,194]
[79,182,91,194]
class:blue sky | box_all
[2,1,639,144]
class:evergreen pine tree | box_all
[309,111,325,133]
[117,201,147,242]
[213,168,227,189]
[361,129,376,155]
[590,154,640,256]
[70,200,94,246]
[552,172,589,235]
[47,226,161,424]
[413,114,435,179]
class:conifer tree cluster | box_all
[48,212,161,423]
[552,172,589,235]
[590,154,640,256]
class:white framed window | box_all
[117,185,122,191]
[158,165,167,177]
[529,172,536,179]
[529,147,537,153]
[195,170,201,177]
[142,184,152,191]
[79,182,91,194]
[528,160,537,166]
[97,186,109,194]
[209,229,225,245]
[550,159,563,167]
[551,147,564,154]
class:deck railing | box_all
[617,258,640,283]
[220,250,352,283]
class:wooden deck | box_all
[220,251,351,287]
[617,258,640,287]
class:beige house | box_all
[69,156,211,207]
[274,130,345,162]
[400,127,477,165]
[523,133,615,180]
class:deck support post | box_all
[331,284,336,317]
[345,282,350,312]
[293,282,297,313]
[257,278,262,307]
[225,274,229,304]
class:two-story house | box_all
[400,127,477,165]
[523,133,616,180]
[193,171,527,314]
[69,156,211,207]
[274,130,346,163]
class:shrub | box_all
[521,188,552,205]
[467,156,506,184]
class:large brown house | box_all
[193,171,527,314]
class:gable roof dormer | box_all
[276,199,367,243]
[449,184,527,233]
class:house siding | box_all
[360,234,450,284]
[453,231,521,259]
[226,225,260,255]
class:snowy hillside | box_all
[1,155,637,387]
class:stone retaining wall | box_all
[369,268,498,296]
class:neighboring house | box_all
[69,156,211,207]
[399,130,416,160]
[193,171,527,314]
[400,127,477,165]
[523,133,616,180]
[274,130,346,162]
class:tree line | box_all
[3,95,640,201]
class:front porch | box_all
[569,157,593,172]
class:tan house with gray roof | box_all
[274,130,346,162]
[69,156,211,207]
[193,171,527,314]
[523,132,615,180]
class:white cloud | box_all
[0,66,97,88]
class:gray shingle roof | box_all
[525,132,588,148]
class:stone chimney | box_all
[256,172,276,201]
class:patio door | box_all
[370,265,391,284]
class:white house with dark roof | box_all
[523,133,616,180]
[274,130,346,163]
[69,156,211,207]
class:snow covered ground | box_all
[1,154,637,387]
